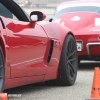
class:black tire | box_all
[0,47,5,91]
[45,34,78,86]
[78,59,80,64]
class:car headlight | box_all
[76,40,83,51]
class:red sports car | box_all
[0,0,78,91]
[52,0,100,63]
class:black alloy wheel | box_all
[45,34,78,86]
[0,47,5,91]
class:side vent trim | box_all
[47,40,54,63]
[0,18,5,29]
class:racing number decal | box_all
[49,27,57,37]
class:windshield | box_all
[54,3,100,18]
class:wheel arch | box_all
[58,29,76,52]
[0,37,6,62]
[67,31,75,39]
[55,23,75,48]
[57,30,76,66]
[0,36,6,91]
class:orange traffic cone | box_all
[0,93,8,100]
[91,67,100,98]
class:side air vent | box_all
[47,40,54,63]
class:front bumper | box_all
[86,42,100,55]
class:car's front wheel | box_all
[45,34,78,86]
[0,47,5,91]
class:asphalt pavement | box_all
[5,61,100,100]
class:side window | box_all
[0,3,18,20]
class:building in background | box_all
[15,0,73,8]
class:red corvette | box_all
[52,0,100,63]
[0,0,78,91]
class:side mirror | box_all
[29,11,46,27]
[49,18,53,22]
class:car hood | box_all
[54,12,100,34]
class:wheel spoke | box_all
[0,76,3,78]
[67,50,76,59]
[70,67,74,77]
[68,62,75,74]
[69,58,76,62]
[66,39,77,78]
[0,65,3,68]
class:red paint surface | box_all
[0,14,70,89]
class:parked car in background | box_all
[52,0,100,63]
[0,0,78,91]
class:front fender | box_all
[37,21,75,50]
[37,22,75,80]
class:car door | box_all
[3,17,48,78]
[0,1,49,78]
